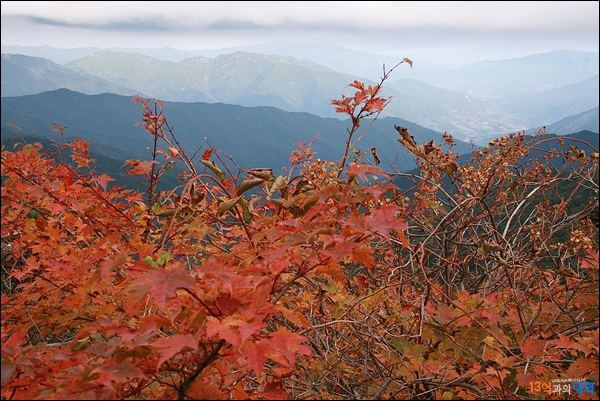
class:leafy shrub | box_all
[2,59,598,399]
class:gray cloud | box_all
[20,15,175,32]
[2,1,598,31]
[1,1,597,59]
[205,19,265,31]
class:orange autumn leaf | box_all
[520,337,546,358]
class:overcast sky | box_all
[1,1,598,63]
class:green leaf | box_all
[243,207,252,223]
[157,252,171,266]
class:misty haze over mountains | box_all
[1,43,598,146]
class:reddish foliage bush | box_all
[2,60,598,399]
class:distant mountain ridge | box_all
[0,42,416,81]
[1,53,141,97]
[473,107,599,143]
[489,76,599,127]
[65,50,352,114]
[1,44,105,65]
[539,107,599,136]
[63,50,599,139]
[59,50,522,139]
[2,46,598,142]
[414,49,599,99]
[382,78,522,135]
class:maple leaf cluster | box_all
[2,61,598,400]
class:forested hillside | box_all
[1,88,474,176]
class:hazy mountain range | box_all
[0,42,435,81]
[537,107,599,135]
[2,44,598,142]
[0,53,139,97]
[412,50,600,99]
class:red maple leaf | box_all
[91,359,146,393]
[365,204,407,240]
[152,333,199,368]
[268,329,311,368]
[197,260,237,294]
[371,97,386,112]
[346,163,387,181]
[130,266,197,309]
[259,382,291,400]
[123,159,158,177]
[94,174,115,191]
[520,337,546,358]
[240,340,272,375]
[202,149,213,160]
[351,246,375,268]
[547,333,573,350]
